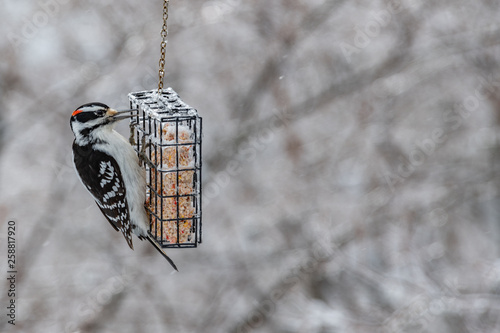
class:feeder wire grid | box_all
[129,88,202,248]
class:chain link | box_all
[158,0,169,93]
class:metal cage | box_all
[129,88,202,248]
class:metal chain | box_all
[158,0,169,93]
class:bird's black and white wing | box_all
[72,142,135,249]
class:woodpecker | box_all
[70,102,178,271]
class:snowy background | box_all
[2,0,500,332]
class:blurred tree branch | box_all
[208,5,416,174]
[232,0,348,121]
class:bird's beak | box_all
[106,108,137,121]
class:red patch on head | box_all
[72,109,83,117]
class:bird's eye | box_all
[95,110,105,116]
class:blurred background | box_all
[2,0,500,332]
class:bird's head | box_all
[70,102,134,145]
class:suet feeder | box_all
[129,88,202,248]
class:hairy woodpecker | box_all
[70,102,178,271]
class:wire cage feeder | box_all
[129,88,202,248]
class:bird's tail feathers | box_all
[146,234,178,271]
